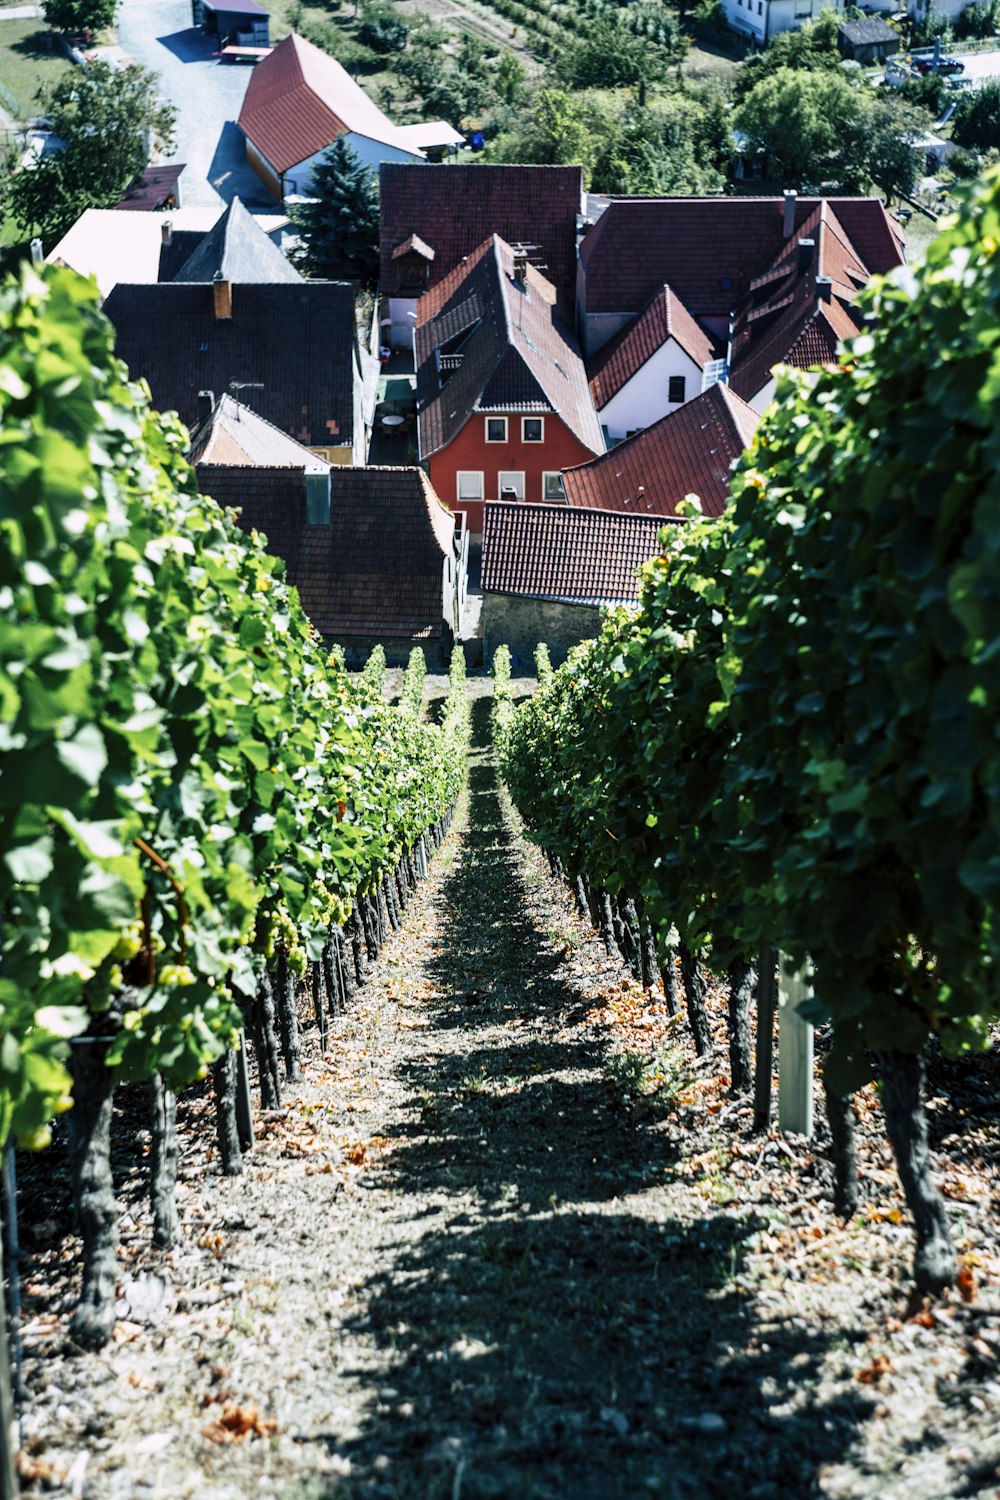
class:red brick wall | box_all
[428,411,599,536]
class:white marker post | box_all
[778,957,814,1137]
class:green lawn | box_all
[0,19,73,119]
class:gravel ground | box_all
[11,679,1000,1500]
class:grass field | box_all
[0,18,73,118]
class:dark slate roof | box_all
[579,196,905,318]
[481,501,670,605]
[415,236,603,461]
[115,164,185,213]
[103,281,358,448]
[172,197,301,284]
[157,230,206,282]
[562,384,759,519]
[380,163,582,321]
[196,465,456,641]
[587,285,719,408]
[838,17,899,44]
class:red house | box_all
[414,236,605,538]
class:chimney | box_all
[816,275,833,303]
[213,271,232,320]
[513,246,528,288]
[29,237,43,266]
[161,218,173,246]
[783,189,797,240]
[197,390,215,424]
[797,238,815,275]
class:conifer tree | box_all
[289,138,380,284]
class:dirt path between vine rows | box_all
[14,680,1000,1500]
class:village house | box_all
[481,501,673,665]
[45,201,289,302]
[104,200,377,463]
[562,383,760,519]
[191,396,466,664]
[587,285,724,444]
[380,164,583,348]
[577,192,904,359]
[837,16,900,63]
[723,0,844,45]
[238,32,431,201]
[414,235,605,539]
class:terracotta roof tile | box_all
[115,164,185,212]
[415,236,603,460]
[579,196,904,318]
[104,280,358,448]
[380,163,582,321]
[587,285,719,407]
[238,32,420,175]
[197,465,455,640]
[562,384,759,519]
[481,501,672,604]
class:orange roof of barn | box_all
[238,32,420,175]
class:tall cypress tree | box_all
[289,137,380,284]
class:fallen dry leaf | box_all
[202,1402,278,1445]
[856,1354,894,1384]
[957,1265,978,1304]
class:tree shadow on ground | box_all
[294,698,877,1498]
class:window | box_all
[522,417,544,442]
[457,471,484,501]
[485,417,507,442]
[543,472,566,502]
[305,471,331,525]
[498,471,525,500]
[668,375,686,404]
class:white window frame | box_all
[542,471,566,502]
[498,470,525,500]
[457,471,484,501]
[522,416,545,443]
[485,417,507,443]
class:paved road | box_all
[116,0,274,209]
[952,47,1000,83]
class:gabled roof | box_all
[415,236,603,460]
[46,206,284,300]
[116,164,185,212]
[729,202,867,401]
[587,285,719,409]
[238,32,421,175]
[838,17,898,44]
[190,393,330,467]
[579,196,905,318]
[562,384,759,519]
[172,196,301,284]
[380,163,582,320]
[103,280,358,448]
[482,501,670,605]
[197,466,455,641]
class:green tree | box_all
[556,17,667,89]
[865,94,926,202]
[357,1,409,54]
[4,61,174,244]
[732,11,842,103]
[495,51,527,106]
[735,66,867,187]
[485,88,598,178]
[289,137,380,283]
[42,0,117,34]
[952,77,1000,150]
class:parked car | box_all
[913,55,964,75]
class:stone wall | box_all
[482,594,605,670]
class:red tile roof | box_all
[562,383,759,519]
[728,203,867,402]
[415,236,603,460]
[380,163,582,321]
[481,501,673,604]
[116,164,185,212]
[238,32,419,175]
[587,285,719,408]
[198,465,456,640]
[579,195,904,318]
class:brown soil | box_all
[11,682,1000,1500]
